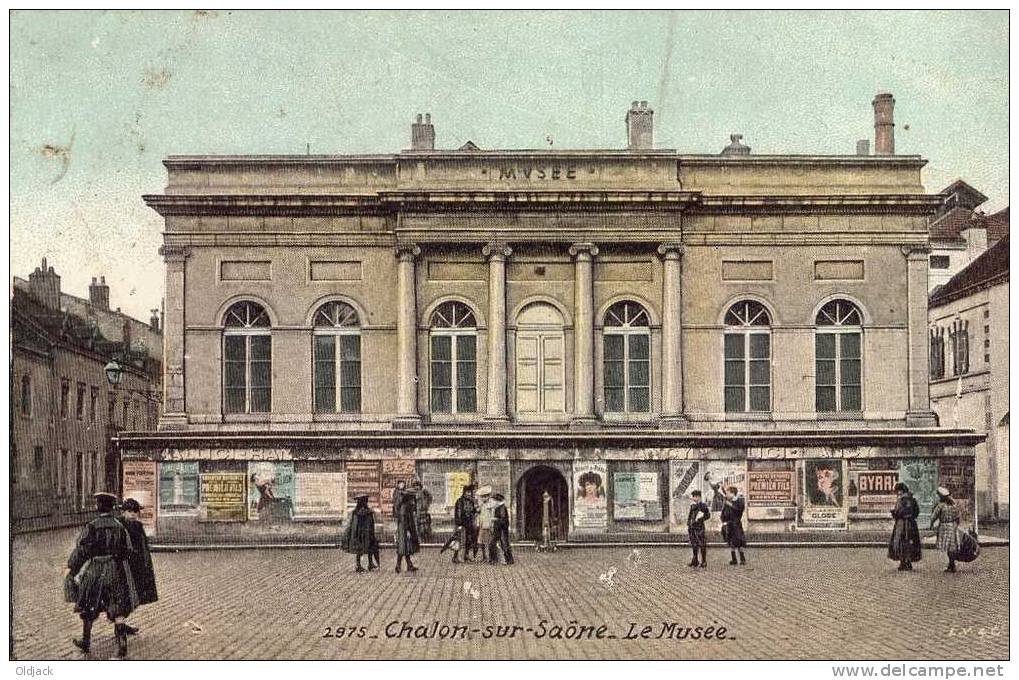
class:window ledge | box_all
[723,412,773,422]
[223,413,272,423]
[816,412,864,421]
[426,413,486,424]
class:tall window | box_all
[60,379,70,419]
[313,301,362,413]
[603,301,651,413]
[515,302,566,415]
[107,394,116,424]
[89,387,98,424]
[815,299,863,413]
[949,318,970,376]
[33,446,43,470]
[76,383,86,420]
[223,301,272,414]
[724,300,771,413]
[430,301,477,414]
[930,327,946,379]
[20,376,31,417]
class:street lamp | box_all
[104,360,124,387]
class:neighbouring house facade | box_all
[120,94,981,545]
[929,234,1009,520]
[928,179,1009,292]
[12,260,162,531]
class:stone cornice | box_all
[695,194,943,215]
[143,194,387,217]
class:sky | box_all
[9,10,1009,320]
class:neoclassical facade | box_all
[121,103,981,544]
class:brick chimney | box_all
[89,275,110,311]
[411,113,435,151]
[856,139,870,156]
[150,308,161,332]
[872,92,895,155]
[626,100,653,150]
[28,258,61,310]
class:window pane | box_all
[315,387,335,413]
[457,334,476,359]
[225,388,246,414]
[340,387,361,413]
[250,360,272,389]
[840,333,861,359]
[749,386,770,412]
[724,333,744,359]
[315,357,335,390]
[250,335,271,360]
[749,333,770,359]
[456,388,477,413]
[629,334,650,359]
[629,387,650,413]
[603,334,624,360]
[225,335,246,361]
[340,360,361,388]
[749,359,769,386]
[314,335,335,361]
[841,386,862,412]
[432,361,452,388]
[724,386,745,413]
[724,359,745,387]
[841,359,861,386]
[604,360,624,388]
[431,388,452,413]
[457,359,476,388]
[816,359,836,386]
[629,359,649,387]
[250,387,271,413]
[605,387,625,413]
[431,335,452,361]
[340,335,361,361]
[224,361,247,389]
[816,333,836,359]
[816,386,837,412]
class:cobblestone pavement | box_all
[12,529,1008,661]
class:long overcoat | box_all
[344,505,378,555]
[68,514,138,621]
[394,491,421,556]
[888,494,923,562]
[720,496,747,548]
[121,517,158,605]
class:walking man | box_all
[394,483,420,573]
[720,486,747,565]
[687,490,710,568]
[488,493,514,565]
[118,498,158,635]
[452,484,478,563]
[65,492,137,658]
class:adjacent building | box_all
[928,179,1009,292]
[929,234,1009,520]
[12,260,162,531]
[120,93,981,545]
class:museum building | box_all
[119,94,982,545]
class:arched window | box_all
[603,301,651,413]
[430,301,477,414]
[223,301,271,414]
[515,302,565,415]
[724,300,771,413]
[815,299,862,413]
[20,375,31,417]
[313,301,361,414]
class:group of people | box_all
[64,492,159,658]
[888,483,970,573]
[686,484,747,568]
[342,481,514,574]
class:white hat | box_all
[937,486,951,497]
[477,485,493,496]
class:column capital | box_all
[657,242,685,259]
[395,243,422,261]
[482,242,512,260]
[568,242,599,259]
[158,245,192,263]
[900,245,931,261]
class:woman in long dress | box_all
[887,482,922,571]
[929,486,962,573]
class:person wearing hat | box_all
[476,485,495,562]
[393,482,421,573]
[488,493,514,565]
[118,498,158,635]
[343,495,379,573]
[687,490,710,568]
[887,482,922,571]
[452,484,478,563]
[64,492,138,658]
[929,486,962,572]
[411,480,433,543]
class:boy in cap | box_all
[343,495,379,573]
[65,492,136,657]
[118,498,158,635]
[687,490,710,568]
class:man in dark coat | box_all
[343,495,379,573]
[411,480,433,543]
[394,485,420,573]
[452,484,478,563]
[488,494,514,565]
[687,490,710,568]
[720,486,747,566]
[118,498,158,636]
[888,482,922,571]
[65,492,137,657]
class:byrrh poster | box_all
[798,459,848,529]
[573,462,607,530]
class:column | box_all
[483,242,512,424]
[570,242,598,425]
[394,243,422,428]
[658,243,688,427]
[157,245,190,430]
[903,246,937,426]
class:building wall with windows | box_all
[121,103,980,544]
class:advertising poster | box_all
[247,461,296,521]
[852,470,899,513]
[798,459,848,529]
[294,472,348,520]
[121,460,158,535]
[702,461,747,529]
[898,458,939,527]
[421,471,448,514]
[446,471,473,509]
[381,459,418,517]
[669,460,701,529]
[573,462,608,530]
[346,461,381,510]
[937,458,975,523]
[613,471,662,520]
[200,472,247,521]
[747,460,796,507]
[158,461,200,516]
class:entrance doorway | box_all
[517,465,569,542]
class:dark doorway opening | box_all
[517,465,568,542]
